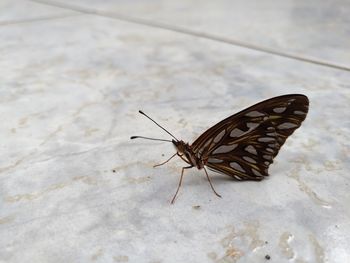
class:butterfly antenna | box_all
[138,110,179,141]
[130,136,172,142]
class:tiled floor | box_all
[1,1,349,262]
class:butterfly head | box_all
[172,139,186,153]
[172,140,203,169]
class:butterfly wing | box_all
[191,94,309,180]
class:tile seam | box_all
[30,0,350,72]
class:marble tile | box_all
[0,0,77,25]
[31,0,350,68]
[0,13,349,263]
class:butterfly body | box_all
[172,140,205,169]
[132,94,309,203]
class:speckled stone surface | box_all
[0,1,349,263]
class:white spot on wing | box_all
[252,169,263,177]
[273,107,286,113]
[287,99,296,105]
[199,139,212,154]
[213,130,225,143]
[263,155,272,160]
[213,144,237,154]
[246,122,259,130]
[230,162,245,173]
[258,137,275,142]
[264,161,270,166]
[245,111,265,117]
[294,110,307,115]
[207,158,223,164]
[278,122,299,129]
[230,128,244,137]
[266,148,274,153]
[243,156,257,164]
[245,145,257,155]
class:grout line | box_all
[31,0,350,72]
[0,13,81,27]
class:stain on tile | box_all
[301,138,319,151]
[220,226,237,247]
[279,232,294,259]
[91,248,104,261]
[125,176,151,184]
[288,167,331,208]
[111,162,139,173]
[217,226,243,262]
[291,157,313,172]
[309,234,325,263]
[18,117,28,126]
[0,215,15,224]
[38,101,101,146]
[215,222,265,262]
[207,251,217,260]
[73,175,100,185]
[0,157,25,174]
[279,232,323,262]
[39,125,63,146]
[242,221,265,251]
[72,101,100,118]
[5,175,100,202]
[221,222,265,251]
[85,127,99,137]
[17,110,45,127]
[5,182,68,203]
[113,255,129,262]
[220,247,244,262]
[323,160,342,171]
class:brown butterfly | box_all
[131,94,309,203]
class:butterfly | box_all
[131,94,309,203]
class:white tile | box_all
[0,14,349,263]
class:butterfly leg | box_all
[203,167,222,198]
[171,165,193,204]
[153,153,177,168]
